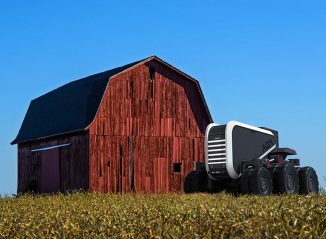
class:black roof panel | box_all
[11,59,144,144]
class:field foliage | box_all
[0,193,325,238]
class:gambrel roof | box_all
[11,56,212,144]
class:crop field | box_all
[0,193,325,238]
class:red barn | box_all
[12,56,212,194]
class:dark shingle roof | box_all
[12,56,213,145]
[11,59,145,144]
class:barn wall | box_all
[17,132,89,193]
[89,60,211,193]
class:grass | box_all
[0,193,325,238]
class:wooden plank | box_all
[81,60,211,193]
[17,132,89,194]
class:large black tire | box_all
[298,167,319,194]
[226,178,242,195]
[240,168,254,194]
[274,163,299,194]
[206,177,226,193]
[184,171,208,193]
[184,171,193,193]
[248,167,273,195]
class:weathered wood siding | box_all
[17,132,89,193]
[89,60,211,193]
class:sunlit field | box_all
[0,193,325,238]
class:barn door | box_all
[41,148,60,193]
[29,151,42,193]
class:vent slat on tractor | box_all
[205,124,228,177]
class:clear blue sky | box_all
[1,1,325,194]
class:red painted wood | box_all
[17,58,211,194]
[88,59,211,193]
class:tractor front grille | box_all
[206,125,228,178]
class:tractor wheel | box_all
[274,163,299,194]
[298,167,319,194]
[184,171,208,193]
[248,167,273,195]
[226,178,242,195]
[206,177,225,193]
[240,168,254,194]
[184,171,194,193]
